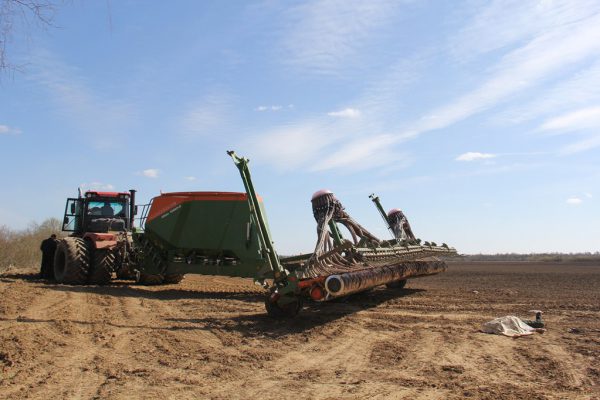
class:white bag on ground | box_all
[481,316,538,337]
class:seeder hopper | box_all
[131,151,456,317]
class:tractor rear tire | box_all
[386,279,407,289]
[163,274,184,284]
[89,249,115,285]
[53,237,90,284]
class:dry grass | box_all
[0,218,63,271]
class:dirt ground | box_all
[1,261,599,400]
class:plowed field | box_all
[1,262,599,399]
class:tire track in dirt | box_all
[86,282,256,399]
[2,264,600,399]
[1,285,106,399]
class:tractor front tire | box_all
[53,237,90,284]
[386,279,407,289]
[89,249,115,285]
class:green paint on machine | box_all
[138,195,273,280]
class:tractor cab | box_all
[62,190,137,234]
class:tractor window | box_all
[63,198,81,232]
[87,201,126,218]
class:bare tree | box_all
[0,0,57,72]
[0,217,63,269]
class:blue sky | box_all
[1,0,599,254]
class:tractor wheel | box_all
[386,279,407,289]
[116,268,136,280]
[135,234,171,285]
[137,273,164,285]
[163,274,184,284]
[264,294,303,318]
[53,237,90,284]
[89,249,115,285]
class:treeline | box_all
[2,219,599,270]
[460,253,600,262]
[0,218,64,270]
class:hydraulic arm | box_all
[228,151,303,317]
[227,151,287,283]
[369,193,399,245]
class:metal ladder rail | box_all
[136,200,153,230]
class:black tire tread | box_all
[138,273,164,285]
[116,268,136,280]
[265,295,302,318]
[386,279,408,289]
[53,237,90,284]
[163,274,184,284]
[135,234,170,286]
[89,249,115,285]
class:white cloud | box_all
[30,51,138,149]
[566,197,582,205]
[499,60,600,124]
[287,56,424,170]
[450,1,600,60]
[280,1,400,74]
[403,8,600,142]
[184,176,196,181]
[537,105,600,154]
[180,93,232,138]
[0,125,21,135]
[560,135,600,154]
[456,152,497,162]
[250,2,600,173]
[311,134,404,172]
[142,169,159,178]
[540,106,600,132]
[351,3,600,170]
[246,55,423,172]
[255,105,284,112]
[79,182,115,192]
[327,108,361,118]
[248,121,341,170]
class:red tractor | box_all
[53,189,138,284]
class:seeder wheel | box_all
[386,279,407,289]
[163,274,184,284]
[264,294,303,318]
[137,273,164,285]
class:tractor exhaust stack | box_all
[129,189,136,229]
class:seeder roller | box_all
[133,151,456,317]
